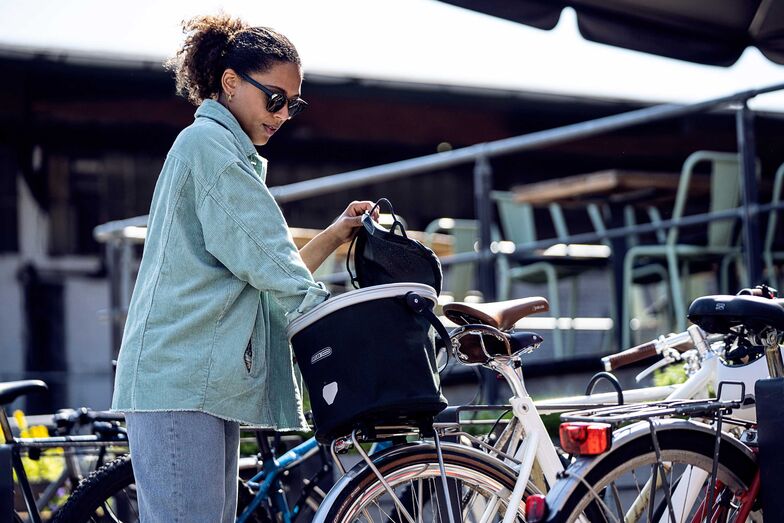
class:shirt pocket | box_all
[244,293,271,379]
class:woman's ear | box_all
[221,68,239,97]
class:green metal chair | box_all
[621,151,745,349]
[491,191,609,357]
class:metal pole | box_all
[473,155,500,404]
[270,83,784,203]
[474,155,496,301]
[736,102,762,286]
[106,241,123,362]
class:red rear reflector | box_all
[559,422,612,456]
[525,494,548,522]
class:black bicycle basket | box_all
[287,283,447,443]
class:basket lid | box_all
[287,282,437,339]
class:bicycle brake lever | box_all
[635,354,676,383]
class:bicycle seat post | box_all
[763,328,784,378]
[255,430,275,463]
[488,357,527,400]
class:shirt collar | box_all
[195,99,257,159]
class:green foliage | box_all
[540,413,562,439]
[653,364,688,387]
[460,408,514,438]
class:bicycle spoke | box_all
[609,481,623,520]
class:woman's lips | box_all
[263,124,278,136]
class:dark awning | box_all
[438,0,784,67]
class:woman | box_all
[111,14,373,522]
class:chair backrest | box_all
[490,191,537,245]
[668,151,742,247]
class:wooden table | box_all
[511,169,710,207]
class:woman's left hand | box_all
[326,201,378,245]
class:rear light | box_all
[559,422,612,456]
[525,494,548,522]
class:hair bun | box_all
[167,12,300,107]
[167,13,249,105]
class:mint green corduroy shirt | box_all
[111,99,329,429]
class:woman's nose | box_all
[275,105,290,121]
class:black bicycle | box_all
[0,380,128,522]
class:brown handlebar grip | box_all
[602,341,658,371]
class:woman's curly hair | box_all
[166,13,301,105]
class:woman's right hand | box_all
[323,200,379,246]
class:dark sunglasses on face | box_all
[238,72,308,119]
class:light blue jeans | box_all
[125,411,240,523]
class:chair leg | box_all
[720,253,739,294]
[543,264,564,359]
[668,252,686,332]
[621,249,639,350]
[565,277,578,357]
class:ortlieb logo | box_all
[311,347,333,364]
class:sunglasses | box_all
[238,72,308,119]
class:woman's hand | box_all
[324,200,378,245]
[298,201,378,274]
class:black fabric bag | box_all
[287,283,448,443]
[348,199,443,294]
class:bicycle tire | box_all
[543,422,758,523]
[316,442,529,522]
[54,452,328,523]
[52,454,137,523]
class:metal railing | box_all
[95,82,784,354]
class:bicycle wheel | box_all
[55,452,327,523]
[317,442,529,522]
[52,454,138,522]
[544,421,759,523]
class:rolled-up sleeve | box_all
[196,160,329,319]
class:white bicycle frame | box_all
[459,334,698,523]
[490,324,768,523]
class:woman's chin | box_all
[252,134,270,146]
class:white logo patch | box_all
[311,347,333,364]
[323,382,338,405]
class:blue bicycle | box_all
[52,429,334,523]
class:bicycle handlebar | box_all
[602,341,659,371]
[601,330,700,372]
[53,407,125,435]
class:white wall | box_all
[0,255,24,378]
[64,277,113,409]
